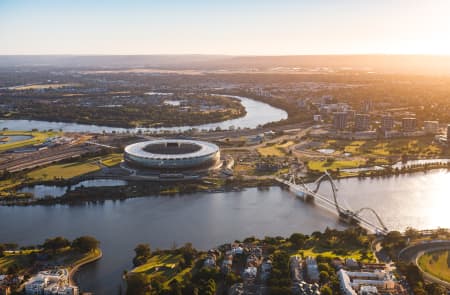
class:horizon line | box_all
[1,53,450,57]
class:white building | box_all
[24,269,78,295]
[338,269,395,294]
[305,256,319,282]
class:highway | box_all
[0,144,99,173]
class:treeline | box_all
[0,236,99,257]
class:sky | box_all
[1,0,450,55]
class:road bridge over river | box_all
[275,171,389,235]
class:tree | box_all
[404,227,420,240]
[0,244,5,258]
[225,272,242,286]
[134,244,151,258]
[72,236,99,253]
[180,243,196,266]
[289,233,307,249]
[126,273,148,295]
[425,283,446,295]
[43,237,70,253]
[133,244,151,266]
[320,285,332,295]
[319,271,329,284]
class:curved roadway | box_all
[398,240,450,288]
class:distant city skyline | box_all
[1,0,450,55]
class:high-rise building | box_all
[381,115,394,131]
[447,124,450,141]
[402,118,417,132]
[423,121,439,134]
[361,100,373,112]
[354,114,370,131]
[346,109,356,121]
[333,112,347,130]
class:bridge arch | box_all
[309,171,388,233]
[352,207,389,232]
[311,171,341,215]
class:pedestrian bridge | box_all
[275,171,389,235]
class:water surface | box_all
[1,170,449,293]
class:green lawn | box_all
[9,83,80,90]
[418,250,450,283]
[0,130,60,152]
[132,253,192,288]
[308,159,366,172]
[258,145,286,157]
[296,247,374,263]
[316,137,443,159]
[99,153,123,167]
[27,161,101,181]
[344,141,366,154]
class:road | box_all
[0,144,99,173]
[398,240,450,288]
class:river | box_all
[0,95,287,133]
[0,169,448,293]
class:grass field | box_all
[0,130,59,152]
[257,141,293,157]
[132,253,192,288]
[343,141,366,154]
[27,161,101,181]
[9,83,80,90]
[317,137,443,158]
[308,159,366,172]
[418,250,450,283]
[258,145,286,157]
[99,153,123,167]
[296,247,374,263]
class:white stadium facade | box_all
[124,139,221,172]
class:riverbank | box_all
[69,248,102,286]
[1,160,449,206]
[0,176,276,206]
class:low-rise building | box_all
[242,267,257,281]
[338,269,395,294]
[24,269,78,295]
[221,255,233,274]
[260,259,272,281]
[305,257,319,283]
[290,255,303,282]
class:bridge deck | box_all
[275,177,388,234]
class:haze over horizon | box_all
[1,0,450,56]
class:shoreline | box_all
[69,248,103,286]
[0,165,448,206]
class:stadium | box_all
[124,139,221,172]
